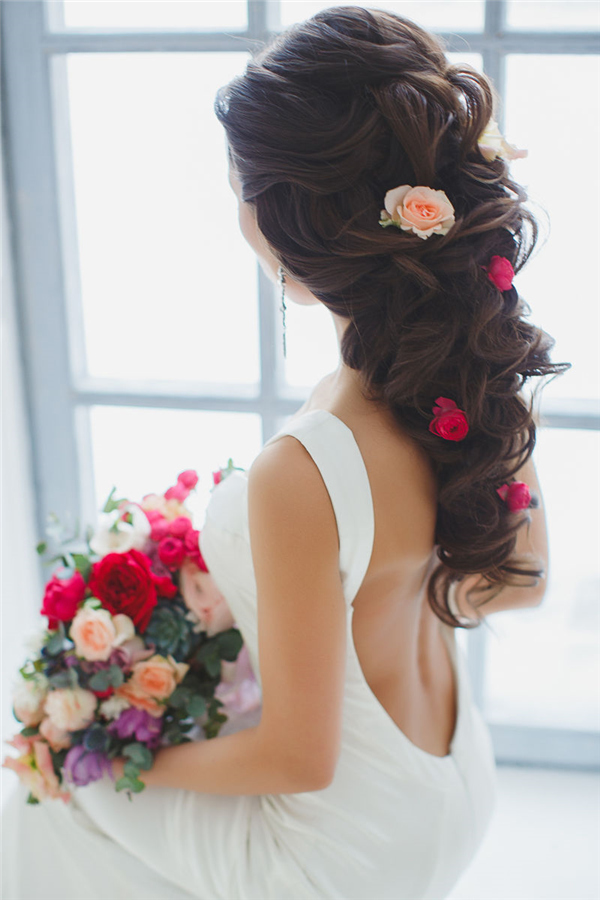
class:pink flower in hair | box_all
[484,255,514,291]
[428,397,469,442]
[496,482,531,512]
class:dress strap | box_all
[263,409,375,606]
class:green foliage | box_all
[145,596,201,660]
[47,667,79,689]
[123,742,154,770]
[44,623,66,656]
[26,792,41,805]
[83,723,110,754]
[102,486,127,514]
[216,628,243,662]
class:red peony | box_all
[496,481,531,512]
[40,570,86,630]
[428,397,469,442]
[157,536,186,571]
[485,255,514,291]
[88,548,170,632]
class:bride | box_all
[2,7,567,899]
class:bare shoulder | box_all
[247,435,338,549]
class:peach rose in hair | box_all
[380,185,455,239]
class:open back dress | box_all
[2,408,498,900]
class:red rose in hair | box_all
[87,548,171,632]
[40,570,86,629]
[485,255,514,291]
[428,397,469,442]
[496,481,531,512]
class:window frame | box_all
[2,0,598,770]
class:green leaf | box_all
[168,686,190,710]
[45,631,65,656]
[124,760,141,779]
[204,655,221,678]
[36,541,48,556]
[216,629,243,662]
[115,774,145,794]
[83,596,103,610]
[186,695,206,718]
[26,792,41,805]
[71,553,92,580]
[21,726,40,738]
[123,742,153,770]
[107,665,124,688]
[88,670,110,691]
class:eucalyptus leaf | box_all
[186,695,206,718]
[123,742,153,770]
[108,665,124,688]
[88,670,110,691]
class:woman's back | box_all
[277,370,459,758]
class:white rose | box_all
[99,694,131,720]
[89,503,151,556]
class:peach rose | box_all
[380,185,455,240]
[179,559,235,637]
[43,687,97,732]
[114,654,189,717]
[12,675,49,727]
[38,716,72,751]
[2,736,71,803]
[70,607,113,661]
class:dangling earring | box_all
[277,264,287,359]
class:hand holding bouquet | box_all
[3,462,261,804]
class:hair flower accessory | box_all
[483,255,515,291]
[379,185,455,240]
[496,481,531,512]
[428,397,469,441]
[477,118,528,163]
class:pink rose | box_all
[428,397,469,442]
[496,481,531,512]
[212,470,223,486]
[164,482,189,502]
[40,570,86,630]
[179,559,235,636]
[183,528,208,571]
[177,470,198,489]
[167,516,192,539]
[43,687,97,731]
[158,536,186,570]
[381,184,455,240]
[485,255,514,291]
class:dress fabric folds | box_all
[2,408,498,900]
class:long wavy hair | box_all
[214,6,570,627]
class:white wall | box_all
[1,144,44,809]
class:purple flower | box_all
[63,745,114,786]
[107,707,163,746]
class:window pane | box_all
[505,55,600,401]
[282,52,481,389]
[279,1,484,30]
[506,0,600,31]
[58,1,247,31]
[483,428,600,732]
[65,52,259,386]
[89,406,262,525]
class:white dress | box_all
[2,408,498,900]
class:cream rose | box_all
[38,716,72,751]
[12,675,49,727]
[380,184,455,239]
[477,118,528,162]
[43,687,97,731]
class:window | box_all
[2,0,598,769]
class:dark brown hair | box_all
[214,6,569,627]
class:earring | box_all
[277,264,287,359]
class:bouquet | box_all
[3,461,261,804]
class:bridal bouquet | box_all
[2,461,261,805]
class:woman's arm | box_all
[124,437,347,795]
